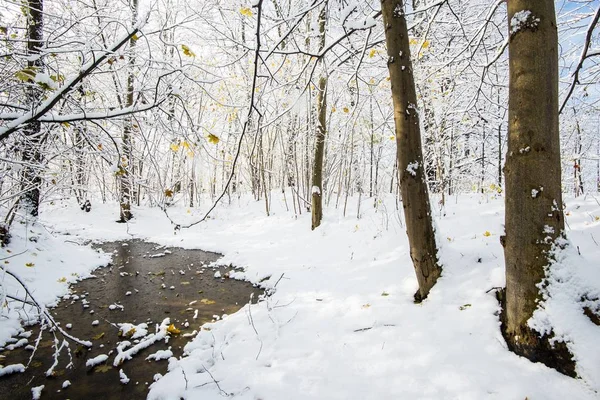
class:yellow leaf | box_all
[181,44,196,57]
[421,40,430,49]
[92,332,105,340]
[57,277,67,283]
[240,7,253,17]
[164,189,173,198]
[409,38,419,45]
[95,365,112,373]
[207,134,220,145]
[368,48,377,58]
[182,141,191,149]
[15,67,36,82]
[331,106,336,112]
[200,298,215,305]
[25,262,35,267]
[61,122,70,128]
[167,324,181,335]
[131,34,139,41]
[343,107,349,113]
[170,143,180,152]
[483,231,492,237]
[389,135,395,141]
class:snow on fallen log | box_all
[86,354,109,368]
[0,364,26,377]
[146,348,173,361]
[113,318,171,366]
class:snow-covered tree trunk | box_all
[118,0,137,222]
[21,0,45,217]
[311,2,328,230]
[381,0,442,302]
[502,0,573,376]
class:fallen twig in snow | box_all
[113,318,171,366]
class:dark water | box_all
[0,240,261,399]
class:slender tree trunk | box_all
[311,2,328,230]
[118,0,137,222]
[381,0,442,302]
[502,0,574,376]
[21,0,44,217]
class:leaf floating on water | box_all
[94,365,112,373]
[200,299,215,305]
[167,324,181,335]
[459,304,472,311]
[92,332,105,340]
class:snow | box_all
[510,10,540,35]
[62,380,71,389]
[4,193,598,399]
[113,318,171,366]
[119,369,130,384]
[146,348,173,361]
[406,161,419,176]
[86,354,109,368]
[0,363,25,377]
[118,322,148,339]
[0,217,110,348]
[31,385,44,399]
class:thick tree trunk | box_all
[311,3,327,230]
[381,0,442,301]
[503,0,574,376]
[119,0,137,222]
[21,0,44,217]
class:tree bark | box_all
[381,0,442,301]
[21,0,44,217]
[311,2,328,230]
[119,0,137,222]
[503,0,574,376]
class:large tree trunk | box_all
[21,0,44,217]
[381,0,442,302]
[311,2,327,230]
[502,0,574,376]
[118,0,137,222]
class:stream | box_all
[0,240,261,399]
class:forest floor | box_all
[1,192,600,399]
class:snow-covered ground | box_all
[2,191,600,399]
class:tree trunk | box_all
[118,0,137,222]
[381,0,442,302]
[502,0,574,376]
[311,2,328,230]
[21,0,44,218]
